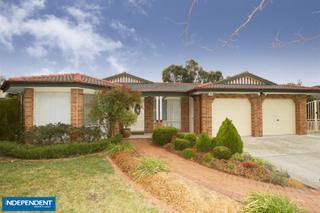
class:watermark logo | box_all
[2,197,56,211]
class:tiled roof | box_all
[193,83,320,92]
[127,82,198,92]
[1,73,118,90]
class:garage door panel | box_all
[262,99,295,135]
[212,98,251,136]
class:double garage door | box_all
[212,98,296,136]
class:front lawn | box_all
[0,154,159,213]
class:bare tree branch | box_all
[222,0,271,47]
[272,32,320,48]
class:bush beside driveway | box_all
[243,135,320,189]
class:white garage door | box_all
[212,98,251,136]
[263,99,295,135]
[34,92,71,126]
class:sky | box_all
[0,0,320,85]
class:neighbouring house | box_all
[1,71,320,137]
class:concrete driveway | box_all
[243,134,320,189]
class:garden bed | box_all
[109,142,242,213]
[165,144,306,189]
[152,122,306,189]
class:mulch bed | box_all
[110,150,242,213]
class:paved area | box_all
[243,134,320,189]
[128,138,320,213]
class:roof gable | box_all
[218,72,276,85]
[104,72,153,84]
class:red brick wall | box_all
[23,88,34,130]
[180,97,189,132]
[200,94,214,135]
[294,95,308,135]
[249,96,263,137]
[71,89,84,127]
[144,96,154,132]
[193,95,201,134]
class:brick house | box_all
[1,72,320,137]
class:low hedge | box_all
[173,138,192,151]
[212,146,232,160]
[0,135,122,159]
[152,127,178,146]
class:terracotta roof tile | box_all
[1,73,119,90]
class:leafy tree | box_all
[89,87,141,137]
[162,59,223,83]
[162,65,188,82]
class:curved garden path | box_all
[126,138,320,213]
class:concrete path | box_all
[128,138,320,213]
[244,134,320,189]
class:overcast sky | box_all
[0,0,319,85]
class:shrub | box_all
[107,142,135,155]
[24,123,102,144]
[230,153,244,162]
[0,135,122,159]
[215,118,243,154]
[182,148,194,159]
[176,132,186,139]
[0,97,23,141]
[152,127,178,146]
[202,153,214,163]
[183,133,197,145]
[212,146,232,160]
[211,137,217,148]
[196,133,213,152]
[271,169,289,186]
[173,138,192,151]
[133,157,169,178]
[243,193,306,213]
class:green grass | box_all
[243,193,306,213]
[134,157,169,179]
[0,154,159,213]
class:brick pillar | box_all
[250,96,263,137]
[144,96,154,132]
[200,94,214,136]
[71,89,84,127]
[294,95,307,135]
[193,95,201,134]
[23,88,34,130]
[180,97,189,132]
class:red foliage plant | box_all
[241,161,258,168]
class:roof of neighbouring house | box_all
[104,72,153,84]
[1,73,119,91]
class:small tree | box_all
[215,118,243,154]
[89,87,141,137]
